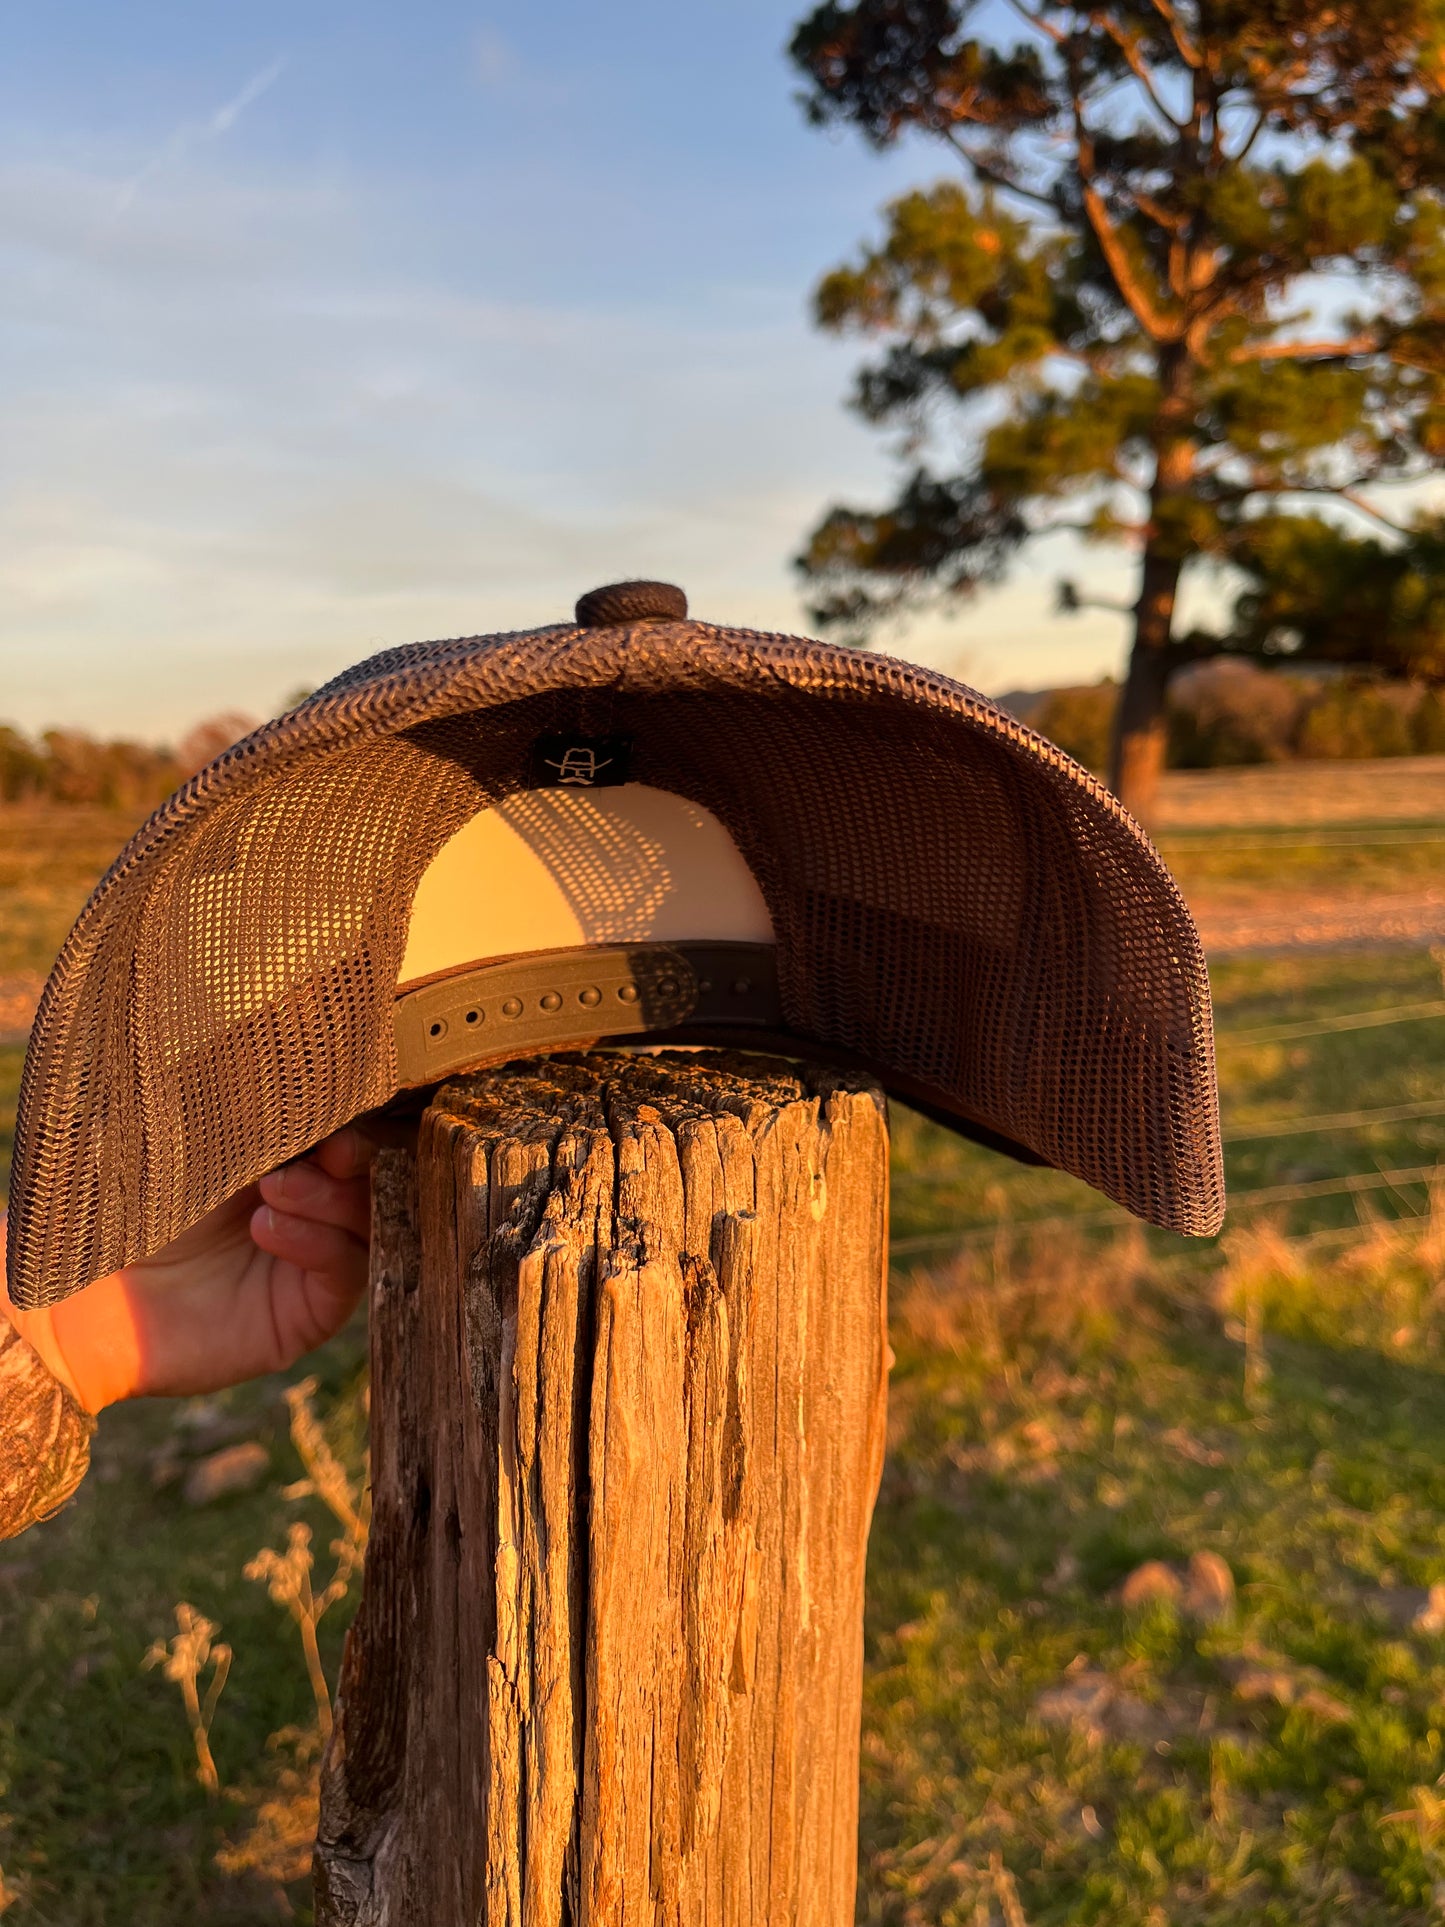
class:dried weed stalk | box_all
[214,1727,323,1893]
[279,1375,369,1542]
[245,1375,369,1743]
[244,1521,360,1745]
[0,1859,24,1918]
[1382,1778,1445,1900]
[144,1373,369,1900]
[143,1602,233,1794]
[989,1849,1031,1927]
[221,1378,369,1887]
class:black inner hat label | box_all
[529,732,633,789]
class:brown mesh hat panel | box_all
[8,619,1223,1309]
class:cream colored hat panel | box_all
[399,784,775,987]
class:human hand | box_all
[1,1126,393,1413]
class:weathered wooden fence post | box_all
[314,1048,890,1925]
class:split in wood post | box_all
[315,1049,890,1926]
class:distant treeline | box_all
[1018,666,1445,780]
[0,714,256,812]
[7,671,1445,809]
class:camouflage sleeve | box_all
[0,1312,94,1539]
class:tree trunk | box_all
[313,1050,890,1926]
[1111,351,1196,824]
[1108,540,1181,824]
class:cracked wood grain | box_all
[314,1051,889,1925]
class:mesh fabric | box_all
[8,619,1222,1307]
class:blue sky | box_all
[0,0,1135,737]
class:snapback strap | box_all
[393,941,781,1086]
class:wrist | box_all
[1,1297,88,1407]
[2,1204,144,1411]
[2,1277,140,1414]
[53,1280,144,1410]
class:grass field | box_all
[1153,756,1445,831]
[3,767,1445,1922]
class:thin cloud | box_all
[117,56,286,210]
[475,29,518,89]
[471,29,574,108]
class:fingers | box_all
[310,1126,378,1183]
[310,1118,416,1182]
[250,1201,368,1279]
[250,1202,370,1359]
[259,1155,372,1240]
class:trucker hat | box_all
[7,579,1223,1308]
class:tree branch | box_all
[1134,190,1189,236]
[1232,110,1266,162]
[1238,476,1415,536]
[1080,180,1180,339]
[1003,0,1065,44]
[1231,333,1383,364]
[1057,579,1134,615]
[1039,519,1145,537]
[943,130,1061,213]
[1337,489,1415,535]
[1145,0,1203,69]
[1069,48,1181,342]
[1091,11,1186,129]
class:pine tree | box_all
[789,0,1445,817]
[1212,510,1445,678]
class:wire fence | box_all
[1223,999,1445,1045]
[891,984,1445,1257]
[1223,1096,1445,1141]
[890,1163,1444,1258]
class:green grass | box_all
[865,1242,1445,1925]
[1156,826,1445,899]
[3,798,1445,1920]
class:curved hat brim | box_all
[7,618,1222,1308]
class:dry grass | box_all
[1217,1178,1445,1364]
[1154,755,1445,830]
[893,1225,1155,1382]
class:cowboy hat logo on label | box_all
[529,733,633,789]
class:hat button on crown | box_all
[575,580,688,626]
